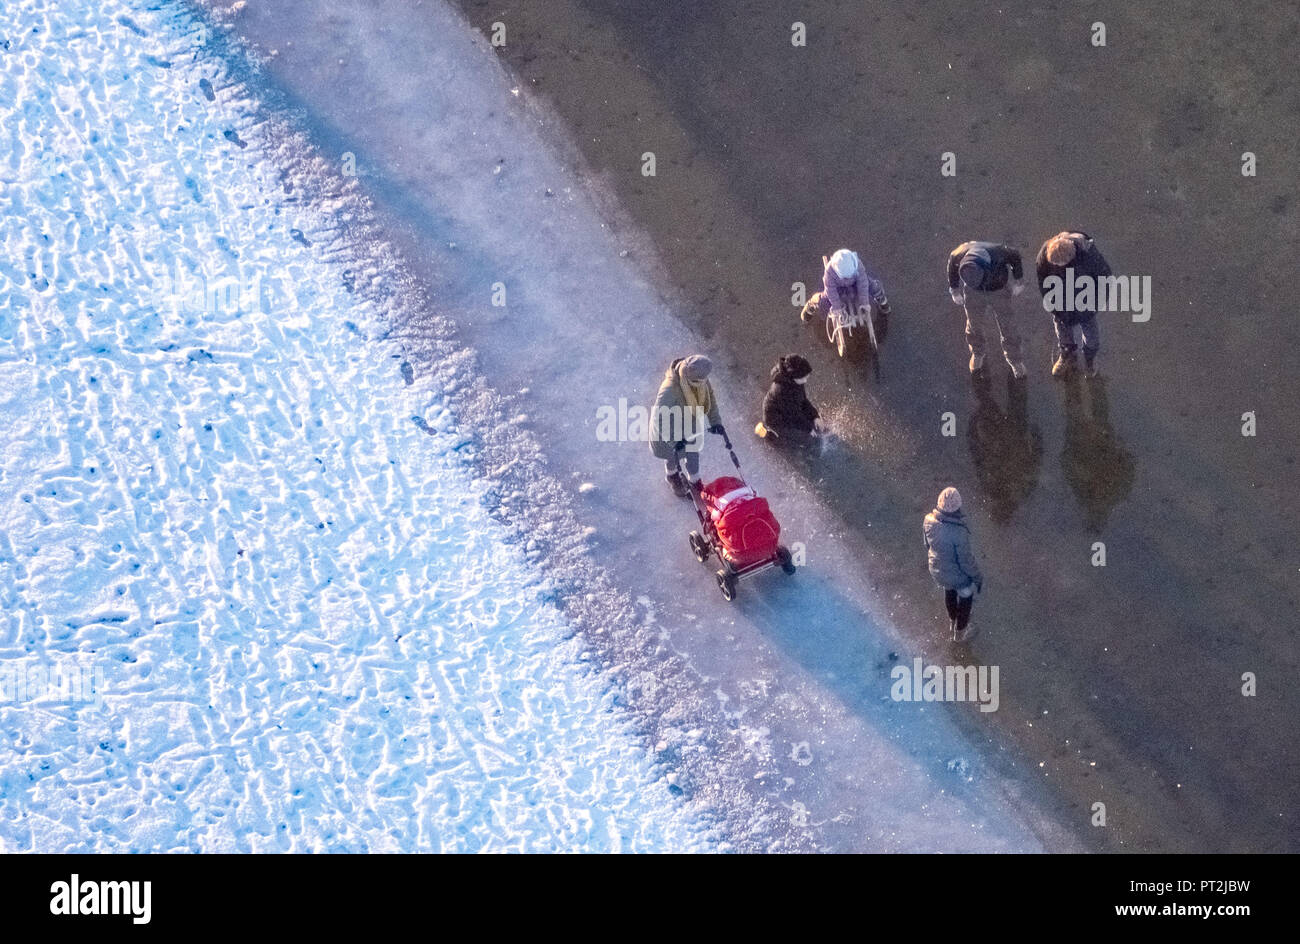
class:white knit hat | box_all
[937,487,962,512]
[829,249,859,280]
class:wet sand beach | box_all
[448,0,1300,851]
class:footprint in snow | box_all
[400,361,414,385]
[290,228,311,248]
[223,129,248,149]
[116,15,147,37]
[199,78,215,101]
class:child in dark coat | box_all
[759,355,821,449]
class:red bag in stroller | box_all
[698,476,782,569]
[680,428,795,600]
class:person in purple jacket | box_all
[800,248,893,331]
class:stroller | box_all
[682,430,795,601]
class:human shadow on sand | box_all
[1059,375,1137,535]
[966,371,1044,525]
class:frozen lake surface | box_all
[0,0,710,853]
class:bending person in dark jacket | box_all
[758,354,821,449]
[923,487,984,642]
[947,241,1027,379]
[1036,230,1112,378]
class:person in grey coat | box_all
[923,487,984,642]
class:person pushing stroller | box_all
[648,354,725,498]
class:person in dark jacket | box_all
[1036,230,1112,378]
[758,354,821,449]
[922,487,984,642]
[947,241,1027,378]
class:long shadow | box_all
[723,562,1077,850]
[1059,376,1137,535]
[967,371,1044,525]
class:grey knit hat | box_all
[680,354,712,383]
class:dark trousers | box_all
[1053,313,1100,358]
[944,588,974,631]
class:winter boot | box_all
[1007,358,1028,379]
[1052,350,1077,378]
[1083,353,1098,378]
[666,471,690,499]
[969,352,986,373]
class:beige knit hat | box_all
[937,486,962,512]
[680,354,712,383]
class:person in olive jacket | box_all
[648,354,725,498]
[759,354,822,449]
[923,487,984,642]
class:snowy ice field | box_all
[0,0,1078,853]
[0,0,711,852]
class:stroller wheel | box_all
[716,569,737,601]
[777,546,796,576]
[688,530,710,563]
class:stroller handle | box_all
[677,429,745,479]
[720,430,743,473]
